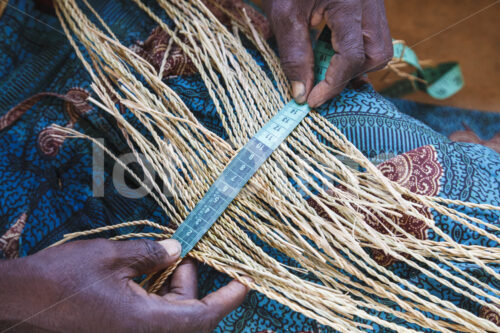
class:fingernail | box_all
[291,81,306,104]
[159,239,181,257]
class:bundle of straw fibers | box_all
[52,0,500,331]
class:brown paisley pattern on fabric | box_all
[0,213,27,259]
[37,88,92,157]
[479,305,500,327]
[369,145,442,266]
[378,145,441,198]
[130,28,198,79]
[131,0,271,79]
[307,145,443,267]
[1,87,91,157]
[38,125,72,157]
[0,92,62,131]
[64,87,92,119]
[202,0,272,39]
[449,123,500,154]
[1,88,91,131]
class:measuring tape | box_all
[172,29,334,257]
[382,42,464,100]
[173,101,311,257]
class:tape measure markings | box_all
[173,30,335,257]
[174,102,310,257]
[427,63,464,99]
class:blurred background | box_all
[369,0,500,113]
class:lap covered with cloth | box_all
[0,0,498,332]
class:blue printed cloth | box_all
[0,1,499,332]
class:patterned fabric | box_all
[480,305,500,326]
[201,0,272,39]
[308,146,443,267]
[307,145,443,267]
[389,97,500,154]
[130,28,198,79]
[0,1,499,332]
[0,213,27,259]
[378,145,442,197]
[360,145,442,267]
[389,97,500,141]
[449,124,500,154]
[130,0,271,80]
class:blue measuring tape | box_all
[172,29,335,257]
[382,41,464,100]
[173,101,310,257]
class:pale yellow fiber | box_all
[52,1,500,331]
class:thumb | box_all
[113,239,181,276]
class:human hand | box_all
[0,238,249,332]
[264,0,393,107]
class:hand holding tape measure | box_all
[262,0,393,107]
[257,0,463,100]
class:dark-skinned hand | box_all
[0,238,249,332]
[264,0,393,107]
